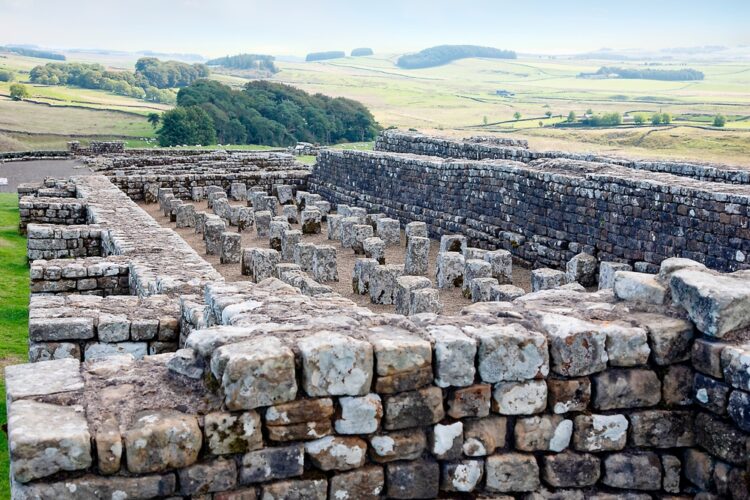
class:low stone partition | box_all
[68,140,124,155]
[311,149,750,271]
[6,259,750,498]
[0,150,69,163]
[376,129,750,184]
[26,223,102,260]
[30,256,130,295]
[18,196,87,233]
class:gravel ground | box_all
[0,160,88,193]
[140,200,534,315]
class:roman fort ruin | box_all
[4,130,750,499]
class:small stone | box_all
[692,338,729,378]
[240,444,304,484]
[123,410,201,474]
[602,452,662,491]
[383,386,445,430]
[485,453,540,493]
[441,460,484,492]
[304,436,367,471]
[462,416,507,456]
[662,454,682,494]
[260,479,326,500]
[683,448,715,490]
[592,369,661,410]
[547,377,591,414]
[429,421,463,460]
[514,414,572,452]
[95,418,122,475]
[542,451,601,487]
[598,261,632,290]
[447,384,491,418]
[178,458,237,495]
[335,394,383,434]
[329,466,384,500]
[573,414,628,452]
[204,411,263,455]
[97,313,130,342]
[628,410,695,447]
[566,252,598,286]
[491,380,547,415]
[369,429,426,463]
[386,459,439,499]
[370,328,431,377]
[531,268,567,292]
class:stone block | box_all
[95,418,121,475]
[352,258,378,295]
[404,221,427,246]
[694,372,730,414]
[429,421,463,460]
[176,204,196,228]
[404,236,430,275]
[463,259,492,297]
[282,204,298,224]
[312,245,338,282]
[602,452,662,491]
[240,444,304,484]
[436,252,464,288]
[613,271,667,305]
[440,234,466,253]
[281,229,301,262]
[369,264,403,305]
[485,453,540,493]
[298,332,373,397]
[341,216,361,248]
[265,399,333,442]
[84,342,147,361]
[628,410,695,447]
[722,343,750,391]
[573,414,628,452]
[598,261,632,290]
[252,248,280,282]
[386,459,439,499]
[8,400,91,483]
[489,284,525,302]
[683,448,715,490]
[363,236,385,264]
[592,368,661,410]
[409,288,442,315]
[98,313,130,342]
[123,410,201,474]
[293,242,315,272]
[275,184,294,205]
[205,219,226,255]
[440,460,484,492]
[514,414,572,452]
[635,314,694,365]
[695,411,747,465]
[693,337,729,378]
[470,277,499,302]
[491,380,547,415]
[469,323,548,383]
[425,324,477,388]
[603,323,650,366]
[204,411,263,455]
[376,217,400,246]
[214,337,297,410]
[539,314,608,376]
[305,436,367,471]
[484,249,513,284]
[329,466,384,500]
[542,451,600,487]
[28,342,81,362]
[462,416,506,456]
[447,384,491,419]
[547,377,591,414]
[12,474,177,499]
[662,364,694,406]
[327,214,343,240]
[301,208,322,234]
[220,232,241,264]
[254,210,271,237]
[394,275,431,315]
[313,200,330,219]
[383,386,444,430]
[269,220,290,251]
[230,182,247,201]
[178,458,237,495]
[531,267,567,292]
[260,195,278,216]
[464,247,488,260]
[351,224,374,254]
[336,394,383,434]
[566,252,598,286]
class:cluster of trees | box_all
[713,115,726,127]
[588,66,705,81]
[397,45,516,69]
[206,53,278,73]
[157,79,380,147]
[0,69,14,82]
[9,83,30,100]
[582,112,622,127]
[306,51,346,62]
[0,46,65,60]
[28,57,208,103]
[632,112,672,125]
[351,48,374,57]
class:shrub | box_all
[713,114,726,127]
[633,114,645,125]
[9,83,29,100]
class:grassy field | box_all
[0,193,28,498]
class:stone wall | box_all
[26,223,102,260]
[30,256,130,295]
[68,141,125,155]
[310,149,750,271]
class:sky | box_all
[1,0,749,58]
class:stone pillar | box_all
[376,218,401,247]
[327,214,343,241]
[364,237,385,264]
[353,258,379,295]
[405,237,430,276]
[313,201,331,220]
[352,225,374,255]
[485,249,512,284]
[341,217,361,249]
[531,268,567,292]
[350,207,367,220]
[301,209,322,234]
[230,183,247,201]
[463,259,492,298]
[255,211,272,238]
[168,199,182,222]
[410,288,442,315]
[405,221,427,247]
[337,204,351,218]
[440,235,467,253]
[566,252,598,287]
[464,248,488,261]
[205,219,226,255]
[237,207,254,233]
[312,245,338,282]
[207,191,227,210]
[275,185,294,205]
[194,212,208,236]
[294,242,315,272]
[213,199,231,221]
[253,248,280,282]
[470,277,499,302]
[370,264,404,305]
[175,204,196,228]
[220,232,241,264]
[282,230,302,262]
[490,284,526,301]
[261,196,278,216]
[395,276,432,315]
[436,253,465,288]
[270,220,291,251]
[241,248,258,277]
[283,205,299,224]
[191,186,205,202]
[599,262,632,290]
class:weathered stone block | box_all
[604,323,650,366]
[531,268,567,292]
[265,399,333,441]
[327,214,343,240]
[470,277,499,302]
[376,217,401,246]
[695,411,747,465]
[312,245,338,282]
[336,394,382,434]
[429,421,463,460]
[548,377,591,414]
[439,234,466,253]
[254,210,271,237]
[205,411,263,455]
[404,221,427,247]
[592,368,661,410]
[369,429,426,463]
[282,204,298,224]
[329,466,384,500]
[426,324,477,388]
[694,372,730,414]
[409,287,442,315]
[539,314,608,376]
[462,416,506,457]
[602,452,662,491]
[566,252,597,286]
[614,271,667,305]
[628,410,694,448]
[353,258,378,295]
[178,458,237,495]
[573,414,628,452]
[301,208,322,234]
[205,219,227,255]
[436,252,464,288]
[176,203,196,228]
[363,236,385,264]
[447,384,491,418]
[405,236,430,275]
[542,451,600,487]
[281,229,301,262]
[394,275,431,315]
[298,331,373,397]
[352,224,374,254]
[515,414,572,452]
[383,386,444,430]
[490,284,525,301]
[693,337,729,378]
[341,216,361,249]
[253,248,280,282]
[441,460,484,492]
[492,380,547,415]
[463,259,492,297]
[268,220,290,251]
[662,364,694,406]
[386,459,439,499]
[293,242,315,272]
[369,264,403,305]
[484,249,512,284]
[220,232,241,264]
[240,444,304,484]
[722,343,750,391]
[598,261,632,290]
[485,453,540,493]
[275,184,294,205]
[305,436,367,471]
[123,410,201,474]
[469,323,548,383]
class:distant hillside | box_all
[306,51,346,62]
[580,66,705,81]
[0,46,65,61]
[206,53,278,73]
[397,45,516,69]
[351,48,374,57]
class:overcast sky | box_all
[1,0,748,57]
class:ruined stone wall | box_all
[30,256,130,295]
[376,130,750,184]
[26,224,102,260]
[311,149,750,271]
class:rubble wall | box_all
[311,149,750,271]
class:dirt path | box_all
[140,200,534,316]
[0,159,89,193]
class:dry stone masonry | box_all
[5,139,750,499]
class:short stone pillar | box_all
[405,236,430,276]
[463,259,492,298]
[410,288,442,315]
[364,237,385,264]
[352,224,374,254]
[490,284,526,302]
[531,268,567,292]
[213,198,231,221]
[207,190,227,210]
[464,247,488,261]
[282,230,302,262]
[255,210,272,238]
[168,199,183,222]
[269,220,291,251]
[301,209,322,234]
[230,182,247,201]
[440,235,467,253]
[261,196,278,216]
[395,276,431,315]
[237,207,254,233]
[349,207,367,220]
[175,204,196,228]
[312,245,338,282]
[353,258,378,295]
[341,217,361,249]
[205,185,224,196]
[249,191,265,209]
[369,264,404,305]
[253,248,280,282]
[367,213,386,229]
[282,205,299,224]
[470,277,499,303]
[327,214,343,241]
[436,252,465,288]
[337,204,351,217]
[376,218,401,247]
[485,249,512,284]
[566,252,598,287]
[275,263,301,280]
[157,187,173,208]
[160,193,174,216]
[599,261,632,290]
[190,186,205,202]
[405,221,427,247]
[220,232,241,264]
[294,242,315,272]
[275,185,294,205]
[194,212,208,235]
[204,219,226,255]
[313,201,331,220]
[241,248,258,277]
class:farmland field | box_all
[2,49,750,165]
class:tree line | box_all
[206,53,278,73]
[306,51,346,62]
[583,66,705,81]
[0,46,65,61]
[156,79,380,147]
[28,58,209,103]
[397,45,517,69]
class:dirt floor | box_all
[140,199,533,316]
[0,159,88,193]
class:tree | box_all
[586,108,593,115]
[0,70,14,82]
[513,111,522,120]
[157,106,216,146]
[147,113,161,128]
[545,111,553,118]
[713,114,726,127]
[651,113,662,125]
[9,83,29,100]
[483,115,488,126]
[538,121,544,127]
[567,111,576,123]
[633,114,645,125]
[661,113,672,124]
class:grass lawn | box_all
[0,193,28,498]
